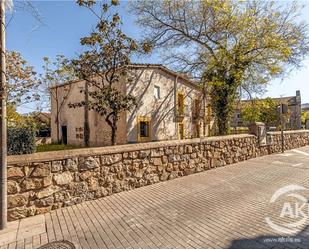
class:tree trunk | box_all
[105,112,117,146]
[55,114,60,143]
[111,126,116,146]
[217,113,229,135]
[211,79,238,136]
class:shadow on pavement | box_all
[227,225,309,249]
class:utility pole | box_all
[279,102,288,154]
[0,0,7,229]
[280,104,284,153]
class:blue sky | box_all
[8,0,309,113]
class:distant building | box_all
[232,90,302,130]
[26,112,51,137]
[302,103,309,129]
[50,64,215,147]
[302,103,309,113]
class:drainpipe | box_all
[174,76,179,139]
[84,81,90,147]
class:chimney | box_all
[296,90,301,97]
[296,90,301,104]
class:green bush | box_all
[8,128,36,155]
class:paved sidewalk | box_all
[2,147,309,249]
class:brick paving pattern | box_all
[2,147,309,249]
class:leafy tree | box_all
[68,0,138,146]
[241,98,281,127]
[4,50,41,134]
[7,50,40,106]
[130,0,309,135]
[7,105,36,129]
[301,111,309,125]
[40,55,76,143]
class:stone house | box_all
[232,90,302,130]
[51,64,214,147]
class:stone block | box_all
[164,148,173,155]
[43,176,53,187]
[138,150,150,159]
[168,155,180,163]
[190,153,197,159]
[87,177,99,191]
[7,167,24,179]
[173,164,179,171]
[64,197,83,206]
[178,146,184,154]
[7,181,20,195]
[117,171,125,180]
[211,159,221,168]
[160,171,169,181]
[80,171,93,181]
[24,166,33,177]
[53,192,66,203]
[181,154,190,161]
[68,182,88,195]
[128,151,138,159]
[151,149,164,157]
[8,194,28,208]
[36,186,60,199]
[179,162,186,170]
[152,158,162,166]
[213,152,221,159]
[141,158,149,165]
[166,163,173,172]
[134,169,144,178]
[186,145,193,153]
[65,158,78,171]
[102,154,122,165]
[21,178,43,191]
[145,165,155,174]
[53,172,73,185]
[79,157,100,171]
[35,196,54,207]
[31,164,51,177]
[162,156,168,164]
[168,171,178,180]
[123,159,132,165]
[101,166,110,176]
[184,168,195,175]
[51,161,63,172]
[8,206,36,221]
[95,187,109,198]
[157,165,164,172]
[35,206,52,215]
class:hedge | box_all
[8,128,36,155]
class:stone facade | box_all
[232,90,302,130]
[7,130,309,221]
[51,64,210,147]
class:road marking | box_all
[278,153,294,157]
[272,160,290,165]
[291,149,309,156]
[291,163,304,167]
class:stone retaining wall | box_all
[7,130,309,221]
